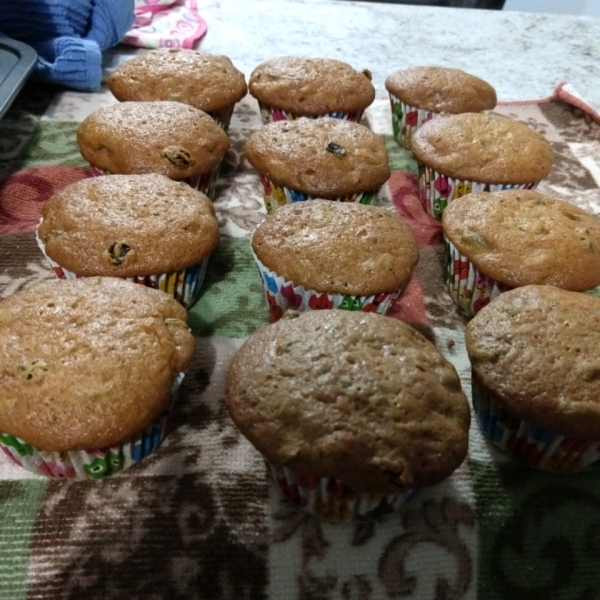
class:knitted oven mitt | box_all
[0,0,135,91]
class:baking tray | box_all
[0,37,37,120]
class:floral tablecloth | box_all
[0,80,600,599]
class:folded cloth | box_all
[122,0,207,49]
[0,0,135,91]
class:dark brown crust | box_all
[248,56,374,115]
[443,190,600,290]
[38,174,219,276]
[77,101,230,179]
[411,112,553,184]
[0,278,195,452]
[226,310,470,493]
[466,285,600,440]
[385,66,497,113]
[244,118,390,196]
[107,49,247,112]
[252,200,419,295]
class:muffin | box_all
[107,49,247,131]
[442,190,600,316]
[77,101,230,200]
[466,285,600,474]
[244,117,390,213]
[226,309,470,521]
[36,174,219,308]
[248,56,375,124]
[411,112,553,219]
[251,200,419,321]
[0,277,195,479]
[385,66,497,148]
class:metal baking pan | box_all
[0,37,37,120]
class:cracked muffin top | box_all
[0,277,195,452]
[443,190,600,290]
[38,174,219,276]
[385,66,497,114]
[249,56,374,115]
[411,112,553,184]
[226,309,470,494]
[244,117,390,196]
[108,49,247,113]
[77,101,230,179]
[466,285,600,440]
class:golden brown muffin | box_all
[77,101,230,179]
[38,174,219,277]
[107,49,247,113]
[466,285,600,440]
[0,277,195,452]
[244,117,390,197]
[226,309,470,493]
[385,66,497,114]
[248,56,374,115]
[252,200,419,295]
[411,113,553,184]
[443,190,600,291]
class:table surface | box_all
[107,0,600,109]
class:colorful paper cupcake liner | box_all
[257,101,363,125]
[388,94,436,149]
[268,462,416,522]
[207,104,235,132]
[443,236,511,317]
[417,163,539,220]
[472,372,600,474]
[252,250,406,322]
[89,158,222,201]
[36,229,209,309]
[0,373,185,479]
[257,173,380,214]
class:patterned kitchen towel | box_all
[122,0,207,49]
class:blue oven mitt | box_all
[0,0,135,91]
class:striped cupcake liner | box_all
[443,236,511,317]
[252,250,407,322]
[88,157,223,201]
[0,373,185,479]
[257,173,380,214]
[207,104,235,132]
[416,164,539,220]
[256,101,363,125]
[388,94,436,149]
[36,229,209,309]
[472,372,600,474]
[268,462,416,522]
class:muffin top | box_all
[443,190,600,290]
[107,49,247,112]
[244,117,390,196]
[248,56,375,115]
[252,200,419,295]
[38,174,219,277]
[385,66,497,114]
[77,101,230,179]
[466,285,600,440]
[226,310,470,493]
[0,277,195,452]
[411,113,553,184]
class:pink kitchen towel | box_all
[122,0,207,49]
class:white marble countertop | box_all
[108,0,600,110]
